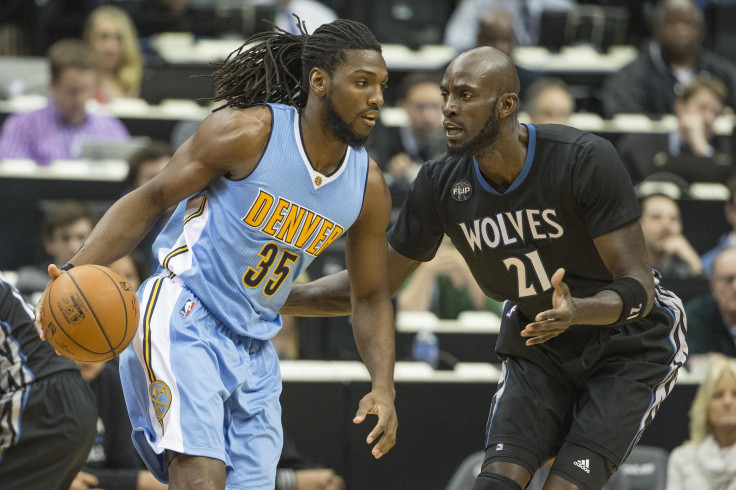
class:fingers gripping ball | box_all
[41,265,140,362]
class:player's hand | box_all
[68,470,101,490]
[353,388,397,459]
[33,264,62,341]
[294,468,346,490]
[521,268,575,345]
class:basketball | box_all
[40,264,140,363]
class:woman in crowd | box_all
[83,5,143,102]
[667,357,736,489]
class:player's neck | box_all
[474,124,528,193]
[300,106,349,175]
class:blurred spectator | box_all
[170,118,201,150]
[666,357,736,490]
[0,39,130,165]
[0,0,34,57]
[702,176,736,278]
[396,238,503,319]
[617,75,730,185]
[602,0,736,118]
[125,140,171,193]
[367,71,444,209]
[83,5,144,102]
[273,0,338,33]
[15,200,96,299]
[109,252,149,293]
[684,246,736,359]
[640,193,703,279]
[474,9,537,98]
[443,0,576,53]
[124,141,173,272]
[476,9,515,57]
[523,77,574,125]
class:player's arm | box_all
[523,220,655,345]
[573,219,655,323]
[34,106,272,334]
[280,244,419,317]
[62,106,270,268]
[344,158,398,459]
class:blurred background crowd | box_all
[2,0,736,488]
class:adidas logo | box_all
[573,459,590,473]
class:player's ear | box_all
[498,92,518,119]
[309,67,328,98]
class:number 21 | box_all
[503,250,552,298]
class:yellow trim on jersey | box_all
[143,277,165,384]
[162,246,188,270]
[183,195,207,225]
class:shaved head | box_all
[449,47,520,97]
[440,46,523,158]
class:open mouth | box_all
[444,122,463,139]
[360,111,379,127]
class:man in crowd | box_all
[0,38,129,165]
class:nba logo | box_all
[496,443,504,451]
[506,305,518,318]
[180,299,195,317]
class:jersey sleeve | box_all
[387,163,445,261]
[573,138,641,238]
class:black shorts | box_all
[484,285,687,473]
[0,370,97,489]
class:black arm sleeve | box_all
[387,162,445,261]
[572,138,641,238]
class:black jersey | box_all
[0,273,77,390]
[388,124,640,321]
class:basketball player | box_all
[34,19,397,488]
[0,273,97,487]
[281,47,687,490]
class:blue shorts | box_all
[119,274,283,488]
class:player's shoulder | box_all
[533,123,608,150]
[192,104,273,158]
[422,152,473,181]
[200,104,273,135]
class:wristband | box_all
[599,276,648,325]
[59,263,75,272]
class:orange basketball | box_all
[41,264,140,363]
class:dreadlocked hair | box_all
[211,16,381,111]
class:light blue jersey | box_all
[121,103,371,486]
[152,103,369,339]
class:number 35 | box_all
[243,242,299,297]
